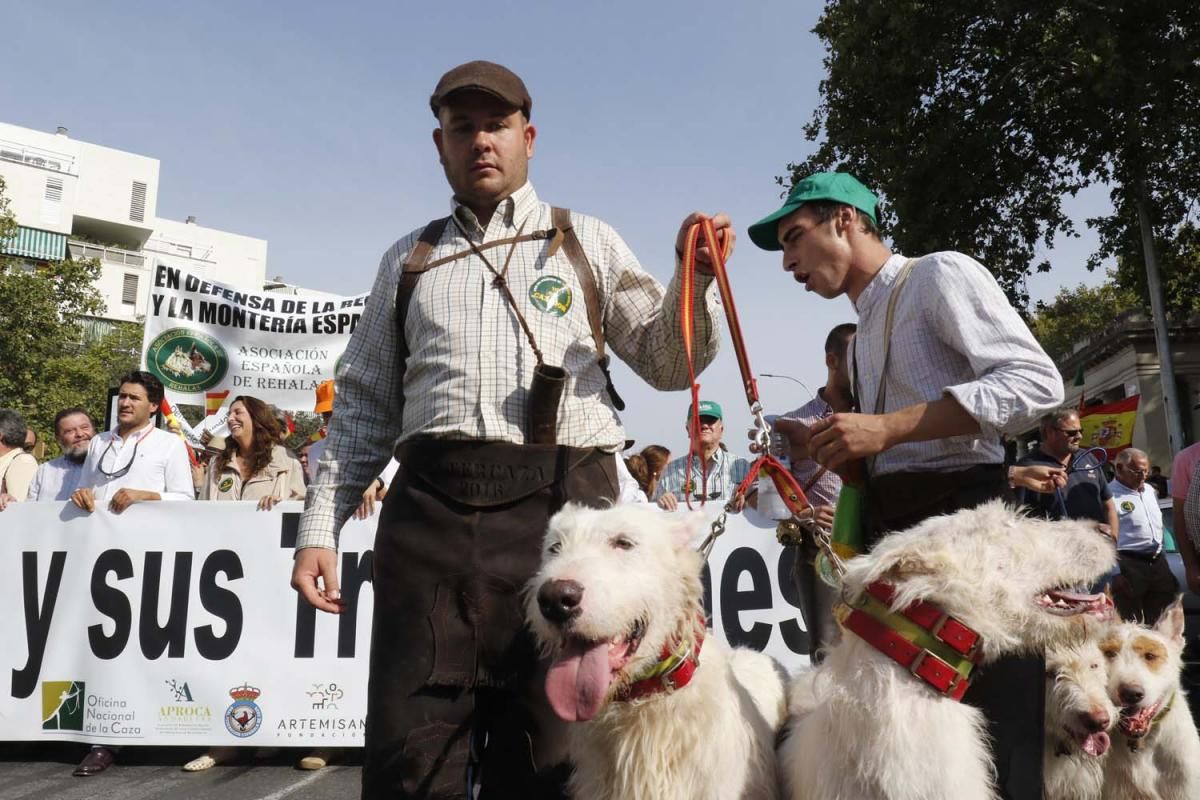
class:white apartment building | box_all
[0,121,268,325]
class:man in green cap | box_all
[751,172,1064,800]
[656,400,752,511]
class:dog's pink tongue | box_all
[1082,731,1110,757]
[545,640,613,722]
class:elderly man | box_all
[1109,448,1177,623]
[750,172,1064,800]
[0,408,39,506]
[28,408,96,501]
[1015,408,1118,537]
[291,61,731,799]
[656,400,751,511]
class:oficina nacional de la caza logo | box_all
[42,680,85,731]
[224,684,263,738]
[145,328,228,393]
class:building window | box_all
[122,273,138,305]
[130,181,147,223]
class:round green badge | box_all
[1120,500,1135,513]
[146,328,229,393]
[529,276,573,317]
[218,477,235,493]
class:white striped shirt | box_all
[299,182,722,549]
[852,252,1063,476]
[655,447,752,505]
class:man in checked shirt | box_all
[750,172,1065,800]
[291,61,733,799]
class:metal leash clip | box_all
[697,511,728,562]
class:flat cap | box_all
[430,60,532,119]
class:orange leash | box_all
[679,220,811,517]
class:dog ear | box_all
[1152,596,1186,647]
[668,511,709,550]
[876,550,945,582]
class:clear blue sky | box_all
[3,0,1109,451]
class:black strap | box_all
[393,209,624,410]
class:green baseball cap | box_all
[686,400,723,422]
[748,172,879,251]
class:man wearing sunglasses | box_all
[655,400,751,511]
[1108,447,1177,623]
[71,371,194,517]
[1014,408,1118,537]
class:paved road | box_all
[0,744,361,800]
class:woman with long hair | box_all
[625,444,671,501]
[201,395,305,508]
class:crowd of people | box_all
[4,58,1199,799]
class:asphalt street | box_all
[0,744,361,800]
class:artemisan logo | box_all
[145,328,228,392]
[42,681,85,731]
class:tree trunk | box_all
[1136,190,1187,458]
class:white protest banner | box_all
[1,502,808,746]
[141,261,369,411]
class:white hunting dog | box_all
[778,501,1115,800]
[1043,639,1117,800]
[1101,599,1200,800]
[525,503,787,800]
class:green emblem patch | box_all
[146,328,229,393]
[529,276,573,317]
[1120,500,1135,513]
[218,477,235,493]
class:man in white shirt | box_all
[750,172,1064,800]
[28,408,96,501]
[69,372,193,777]
[71,371,194,514]
[1109,447,1178,624]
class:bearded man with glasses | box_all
[1014,407,1118,537]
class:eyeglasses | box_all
[96,429,152,478]
[1119,465,1148,476]
[1056,428,1083,437]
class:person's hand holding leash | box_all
[808,412,892,472]
[675,212,736,275]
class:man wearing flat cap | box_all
[292,60,734,798]
[752,172,1063,800]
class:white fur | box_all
[525,503,787,800]
[1101,600,1200,800]
[779,501,1116,800]
[1043,639,1117,800]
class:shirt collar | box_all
[852,253,907,315]
[107,420,155,442]
[450,182,538,237]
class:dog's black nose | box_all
[1118,685,1144,706]
[538,579,584,625]
[1080,707,1110,732]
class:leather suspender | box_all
[393,208,624,410]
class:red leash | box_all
[678,220,812,516]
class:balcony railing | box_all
[0,138,77,175]
[67,240,146,268]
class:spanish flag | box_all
[205,390,230,416]
[1079,396,1140,459]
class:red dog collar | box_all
[616,625,705,702]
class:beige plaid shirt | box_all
[298,182,722,549]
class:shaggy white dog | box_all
[1101,599,1200,800]
[1043,639,1117,800]
[779,501,1116,800]
[525,503,787,800]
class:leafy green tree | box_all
[0,177,142,452]
[789,0,1200,310]
[1028,276,1141,360]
